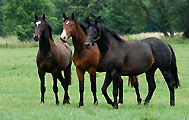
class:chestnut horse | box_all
[84,19,180,109]
[60,13,141,107]
[33,14,72,105]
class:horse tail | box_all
[128,76,139,88]
[64,62,72,85]
[168,44,180,88]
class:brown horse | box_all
[60,13,141,107]
[33,14,72,105]
[85,19,180,109]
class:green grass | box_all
[0,36,189,120]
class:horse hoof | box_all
[118,103,123,106]
[40,101,45,104]
[79,103,84,108]
[170,101,175,106]
[144,100,149,106]
[137,101,142,105]
[94,101,98,105]
[56,101,60,106]
[112,102,118,109]
[63,99,70,105]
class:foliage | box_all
[2,0,54,41]
[1,0,189,41]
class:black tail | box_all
[64,62,72,85]
[168,44,180,88]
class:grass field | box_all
[0,35,189,120]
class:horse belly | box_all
[122,53,154,75]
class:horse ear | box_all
[95,19,98,25]
[86,18,90,25]
[63,12,66,19]
[42,13,46,20]
[35,14,38,20]
[71,13,75,20]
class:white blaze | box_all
[61,29,68,40]
[36,21,41,27]
[66,21,70,24]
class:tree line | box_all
[0,0,189,41]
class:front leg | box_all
[38,69,46,104]
[88,68,98,105]
[76,68,85,107]
[52,72,59,105]
[111,69,120,109]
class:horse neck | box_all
[96,30,111,56]
[72,24,86,52]
[39,28,52,54]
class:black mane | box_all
[102,25,124,42]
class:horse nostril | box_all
[63,37,66,40]
[85,43,91,49]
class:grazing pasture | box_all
[0,36,189,119]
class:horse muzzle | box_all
[60,37,67,43]
[33,35,40,41]
[84,42,92,49]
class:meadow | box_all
[0,35,189,120]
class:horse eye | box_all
[70,24,73,27]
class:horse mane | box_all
[64,17,87,33]
[76,21,87,34]
[101,24,124,42]
[47,22,53,40]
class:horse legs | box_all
[144,66,157,105]
[76,68,85,107]
[88,68,98,105]
[102,72,113,105]
[52,72,59,105]
[111,70,120,109]
[160,69,175,106]
[58,72,70,104]
[133,77,142,104]
[118,77,123,105]
[38,69,46,104]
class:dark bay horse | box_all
[60,13,141,107]
[33,14,72,105]
[84,19,180,109]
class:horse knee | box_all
[53,86,58,93]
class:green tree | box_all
[2,0,54,41]
[0,0,4,36]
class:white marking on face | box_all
[36,21,41,27]
[66,21,70,25]
[60,29,68,40]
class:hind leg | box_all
[133,77,142,104]
[58,72,70,104]
[160,69,175,106]
[144,66,157,105]
[88,68,98,105]
[118,77,123,105]
[38,69,46,104]
[62,63,72,104]
[52,71,59,105]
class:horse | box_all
[84,19,180,109]
[33,13,72,105]
[60,13,142,107]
